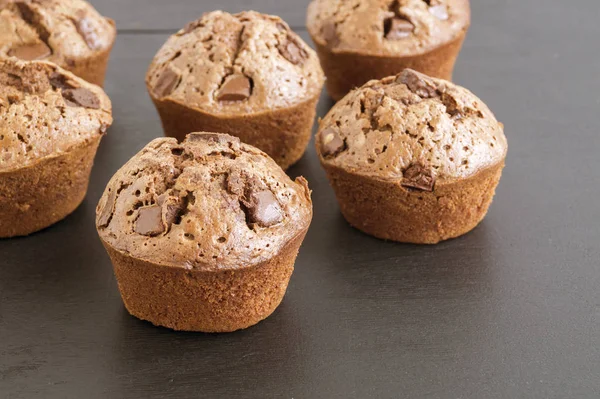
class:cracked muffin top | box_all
[0,0,116,65]
[96,133,313,271]
[146,11,325,115]
[316,69,507,189]
[0,58,112,172]
[307,0,470,56]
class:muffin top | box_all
[316,69,507,188]
[0,58,112,172]
[96,133,313,271]
[146,11,324,115]
[0,0,116,65]
[307,0,470,56]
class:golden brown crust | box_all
[102,229,307,332]
[316,70,506,243]
[0,0,116,85]
[0,58,112,172]
[307,0,470,100]
[316,69,507,183]
[96,133,313,271]
[146,11,324,114]
[307,0,470,57]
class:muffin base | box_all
[66,19,116,87]
[150,95,320,170]
[322,161,504,244]
[102,231,308,333]
[0,137,102,238]
[313,32,467,101]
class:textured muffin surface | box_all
[317,69,507,185]
[307,0,470,56]
[0,58,112,171]
[146,11,324,115]
[0,0,116,64]
[96,133,312,271]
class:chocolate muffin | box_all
[96,133,313,332]
[0,58,112,238]
[307,0,470,100]
[0,0,116,86]
[316,69,507,244]
[146,11,325,170]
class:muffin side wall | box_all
[0,137,102,238]
[102,230,308,332]
[322,161,504,244]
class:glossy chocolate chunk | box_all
[246,190,283,227]
[401,164,435,191]
[153,67,181,98]
[321,128,345,157]
[49,72,76,90]
[398,69,438,98]
[8,42,51,60]
[217,74,251,102]
[278,37,307,65]
[135,205,165,236]
[62,87,100,109]
[385,18,414,40]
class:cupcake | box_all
[307,0,470,100]
[96,132,313,332]
[0,58,112,238]
[316,69,507,244]
[146,11,325,170]
[0,0,116,86]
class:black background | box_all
[1,0,599,397]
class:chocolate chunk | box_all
[322,21,340,48]
[321,128,346,157]
[62,87,100,109]
[398,69,438,98]
[402,164,435,192]
[217,74,252,102]
[97,189,117,228]
[135,205,165,236]
[7,42,51,60]
[49,72,76,90]
[429,5,449,20]
[278,36,307,65]
[162,197,183,230]
[246,190,283,227]
[384,17,414,40]
[153,67,181,98]
[74,16,102,50]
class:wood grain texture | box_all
[1,1,600,398]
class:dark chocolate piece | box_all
[217,74,251,102]
[134,205,165,236]
[153,67,181,98]
[7,42,51,60]
[402,164,435,191]
[398,69,438,98]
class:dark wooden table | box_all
[2,1,599,397]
